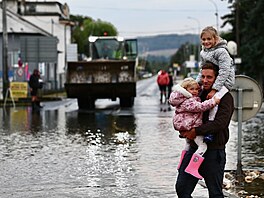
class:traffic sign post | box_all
[17,67,24,77]
[230,75,263,182]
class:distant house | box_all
[0,0,74,91]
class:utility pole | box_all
[2,0,9,98]
[208,0,219,31]
[187,16,201,63]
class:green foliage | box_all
[70,15,118,55]
[221,0,264,86]
[239,0,264,80]
[170,44,185,66]
[84,19,118,37]
[170,42,199,76]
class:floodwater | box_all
[0,77,263,198]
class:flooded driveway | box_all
[0,77,263,197]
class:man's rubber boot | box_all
[177,150,187,170]
[185,153,204,179]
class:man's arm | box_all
[181,93,234,140]
[195,93,234,136]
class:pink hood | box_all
[169,84,192,107]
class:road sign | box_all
[230,75,263,179]
[17,67,24,77]
[231,75,263,122]
[10,82,28,98]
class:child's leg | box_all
[177,139,190,170]
[183,138,190,151]
[185,136,206,179]
[194,136,207,156]
[209,86,229,120]
[214,86,229,99]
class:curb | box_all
[0,96,63,107]
[197,180,239,198]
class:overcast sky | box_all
[61,0,233,38]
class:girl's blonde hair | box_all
[200,26,218,39]
[181,77,198,89]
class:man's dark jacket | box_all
[191,89,234,149]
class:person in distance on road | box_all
[157,69,170,104]
[167,69,174,103]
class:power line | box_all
[70,6,228,13]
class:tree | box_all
[170,42,198,76]
[70,15,118,56]
[239,0,264,86]
[221,0,264,89]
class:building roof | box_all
[0,8,53,36]
[0,0,73,35]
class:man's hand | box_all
[180,128,196,140]
[207,89,217,99]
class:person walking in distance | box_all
[29,69,43,111]
[167,70,174,102]
[157,70,169,104]
[175,62,234,198]
[169,76,222,180]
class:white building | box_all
[0,0,74,90]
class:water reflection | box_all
[65,111,136,145]
[0,108,66,135]
[0,107,141,197]
[0,107,43,134]
[0,107,137,148]
[29,111,43,133]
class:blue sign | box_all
[0,70,14,77]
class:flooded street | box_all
[0,77,263,198]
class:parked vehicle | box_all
[65,36,138,109]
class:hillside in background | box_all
[137,33,199,58]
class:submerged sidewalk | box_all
[0,91,65,107]
[192,180,238,198]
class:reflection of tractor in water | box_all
[65,36,138,109]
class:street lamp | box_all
[187,16,201,63]
[208,0,219,31]
[187,16,201,41]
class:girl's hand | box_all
[207,89,216,99]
